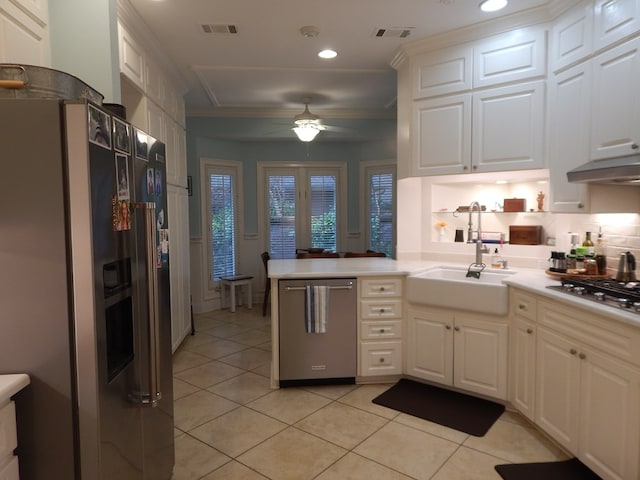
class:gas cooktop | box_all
[547,277,640,314]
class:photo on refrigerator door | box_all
[113,117,131,154]
[135,129,148,160]
[88,104,111,149]
[116,154,130,200]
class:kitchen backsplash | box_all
[398,172,640,273]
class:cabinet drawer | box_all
[360,299,402,319]
[360,341,402,376]
[0,402,17,459]
[361,320,402,340]
[539,299,640,367]
[511,290,537,321]
[0,455,19,480]
[360,277,402,297]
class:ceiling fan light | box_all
[480,0,507,12]
[293,124,321,142]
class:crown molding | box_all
[186,106,397,119]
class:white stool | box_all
[220,275,254,313]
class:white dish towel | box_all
[305,285,329,333]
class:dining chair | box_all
[296,252,340,259]
[261,251,270,316]
[344,250,386,258]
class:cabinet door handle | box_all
[518,304,527,311]
[454,326,460,332]
[445,325,452,330]
[379,357,385,363]
[570,348,577,355]
[379,286,385,292]
[632,143,639,150]
[379,328,385,333]
[526,328,533,334]
[578,352,587,360]
[379,308,385,313]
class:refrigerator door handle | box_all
[132,202,162,407]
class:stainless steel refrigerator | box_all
[0,98,174,479]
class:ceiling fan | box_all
[292,100,326,142]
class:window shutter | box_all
[369,172,394,256]
[309,175,337,251]
[209,173,235,279]
[268,175,297,259]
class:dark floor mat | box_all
[371,378,504,436]
[495,458,603,480]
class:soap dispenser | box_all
[491,248,502,269]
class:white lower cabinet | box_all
[167,185,191,352]
[536,326,640,480]
[509,290,537,420]
[0,401,18,480]
[358,276,403,377]
[406,305,508,400]
[508,290,640,480]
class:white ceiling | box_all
[125,0,558,139]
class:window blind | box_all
[209,173,235,279]
[268,175,296,259]
[369,172,394,257]
[309,175,336,251]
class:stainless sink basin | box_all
[406,266,514,315]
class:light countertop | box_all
[268,258,640,328]
[0,374,30,404]
[268,258,436,278]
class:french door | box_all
[263,164,345,259]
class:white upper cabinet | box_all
[472,81,546,173]
[413,94,472,175]
[549,1,594,72]
[412,45,473,99]
[548,63,591,212]
[590,36,640,159]
[145,57,164,106]
[473,27,547,88]
[594,0,640,51]
[0,0,50,66]
[118,21,145,91]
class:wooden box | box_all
[509,225,543,245]
[503,198,526,212]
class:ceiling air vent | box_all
[200,24,238,34]
[374,27,413,38]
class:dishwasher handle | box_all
[284,281,353,292]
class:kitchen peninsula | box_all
[270,258,640,480]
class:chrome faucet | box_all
[467,201,490,266]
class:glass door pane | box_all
[268,175,297,259]
[309,175,337,252]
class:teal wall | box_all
[187,116,397,238]
[49,0,121,103]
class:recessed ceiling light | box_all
[318,49,337,59]
[480,0,508,12]
[496,180,508,184]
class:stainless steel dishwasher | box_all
[279,278,357,386]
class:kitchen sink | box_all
[406,266,515,315]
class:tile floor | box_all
[171,306,568,480]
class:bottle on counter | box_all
[567,249,577,270]
[582,231,594,255]
[491,248,503,269]
[595,228,607,275]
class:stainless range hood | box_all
[567,154,640,184]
